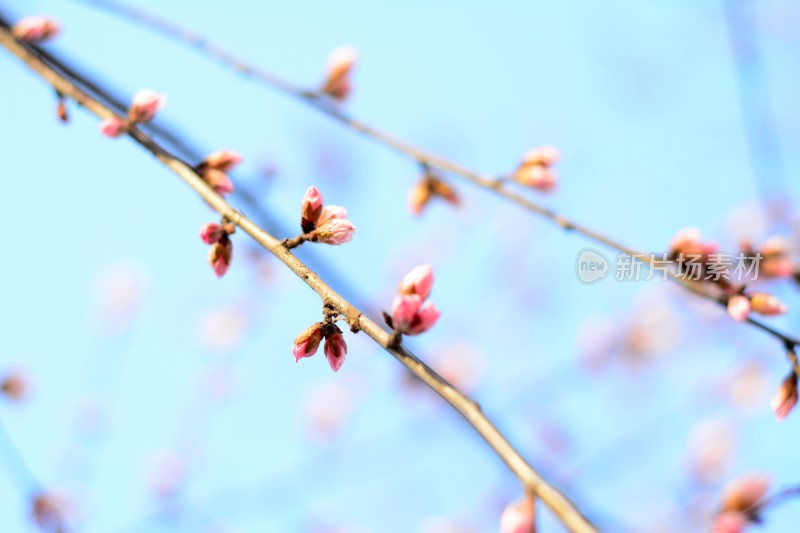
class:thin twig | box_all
[68,0,800,357]
[0,22,598,533]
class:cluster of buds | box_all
[100,89,166,138]
[194,150,242,196]
[500,497,536,533]
[712,473,771,532]
[385,265,441,336]
[407,167,460,215]
[726,293,788,322]
[739,236,794,280]
[771,371,798,421]
[292,322,347,372]
[320,46,357,101]
[200,220,235,277]
[12,16,60,44]
[668,227,724,282]
[297,186,356,245]
[512,145,560,192]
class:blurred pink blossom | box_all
[322,46,357,100]
[771,374,798,421]
[13,16,60,44]
[500,497,535,533]
[99,117,127,138]
[727,295,751,322]
[128,89,166,123]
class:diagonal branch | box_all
[0,21,598,533]
[69,0,800,356]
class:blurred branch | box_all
[722,0,791,221]
[69,0,800,358]
[0,22,598,533]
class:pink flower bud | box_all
[322,46,357,100]
[500,498,536,533]
[522,145,560,167]
[408,181,433,215]
[727,295,751,322]
[391,294,423,333]
[301,186,324,233]
[203,150,243,172]
[208,238,233,278]
[316,205,348,227]
[292,323,324,362]
[669,227,702,253]
[324,326,347,372]
[712,512,747,533]
[771,374,798,421]
[203,168,234,195]
[398,265,434,300]
[513,165,557,192]
[406,300,441,335]
[750,293,787,316]
[199,223,223,245]
[721,472,771,513]
[12,16,60,44]
[128,89,166,124]
[1,371,28,401]
[313,218,356,245]
[99,117,127,138]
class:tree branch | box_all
[69,0,800,357]
[0,21,598,533]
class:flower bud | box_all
[322,46,357,100]
[513,165,556,192]
[324,326,347,372]
[128,89,166,124]
[301,186,324,233]
[12,16,60,44]
[392,294,423,333]
[500,497,536,533]
[721,472,771,513]
[208,238,233,278]
[406,300,441,335]
[99,117,127,138]
[429,177,460,207]
[1,371,28,401]
[316,205,348,227]
[771,373,798,421]
[313,218,356,245]
[203,150,243,173]
[199,223,223,245]
[292,323,324,362]
[750,293,787,316]
[727,295,751,322]
[398,265,434,300]
[203,168,234,196]
[408,180,433,215]
[56,99,68,123]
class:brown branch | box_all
[68,0,800,357]
[0,22,598,533]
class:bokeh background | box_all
[1,0,799,531]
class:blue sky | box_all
[1,0,799,531]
